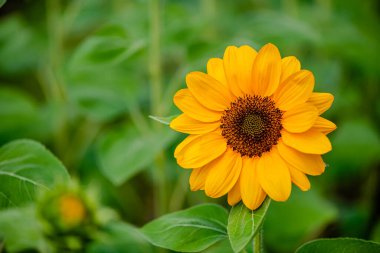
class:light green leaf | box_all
[264,189,338,253]
[96,124,176,185]
[0,205,51,253]
[295,238,380,253]
[227,198,270,253]
[149,115,179,125]
[141,204,228,252]
[89,221,153,253]
[0,139,70,209]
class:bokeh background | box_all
[0,0,379,252]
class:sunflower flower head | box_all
[170,43,336,210]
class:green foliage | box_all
[0,15,45,74]
[0,139,69,209]
[0,88,43,143]
[325,120,380,175]
[96,124,176,185]
[264,189,338,253]
[88,221,153,253]
[295,238,380,253]
[371,222,380,244]
[141,204,228,252]
[0,0,379,252]
[0,205,50,253]
[227,199,270,253]
[69,24,145,70]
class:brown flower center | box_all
[220,95,283,157]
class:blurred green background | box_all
[0,0,379,252]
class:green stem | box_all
[149,0,162,116]
[253,228,263,253]
[148,0,167,217]
[46,0,69,159]
[46,0,66,100]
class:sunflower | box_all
[170,43,336,210]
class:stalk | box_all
[148,0,167,217]
[46,0,68,159]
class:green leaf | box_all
[96,124,176,185]
[264,189,338,253]
[0,205,51,253]
[0,88,44,143]
[149,115,179,125]
[0,139,70,209]
[69,24,145,70]
[295,238,380,253]
[202,239,234,253]
[325,120,380,176]
[0,0,6,8]
[141,204,229,252]
[88,221,153,253]
[227,198,270,253]
[0,15,46,74]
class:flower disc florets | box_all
[220,95,283,158]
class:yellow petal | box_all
[174,135,198,159]
[186,72,232,111]
[312,117,337,134]
[281,129,332,154]
[170,114,219,134]
[240,157,267,210]
[173,89,221,122]
[273,70,314,111]
[280,56,301,84]
[175,133,227,169]
[257,147,291,202]
[251,43,282,96]
[282,103,318,133]
[205,149,242,198]
[307,92,334,115]
[207,58,228,87]
[288,165,310,191]
[190,167,212,191]
[277,140,325,176]
[227,179,241,206]
[223,45,257,96]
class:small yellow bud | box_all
[59,194,86,226]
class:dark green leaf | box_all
[96,124,176,185]
[141,204,228,252]
[227,198,270,253]
[0,205,51,252]
[0,0,6,8]
[295,238,380,253]
[0,139,70,209]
